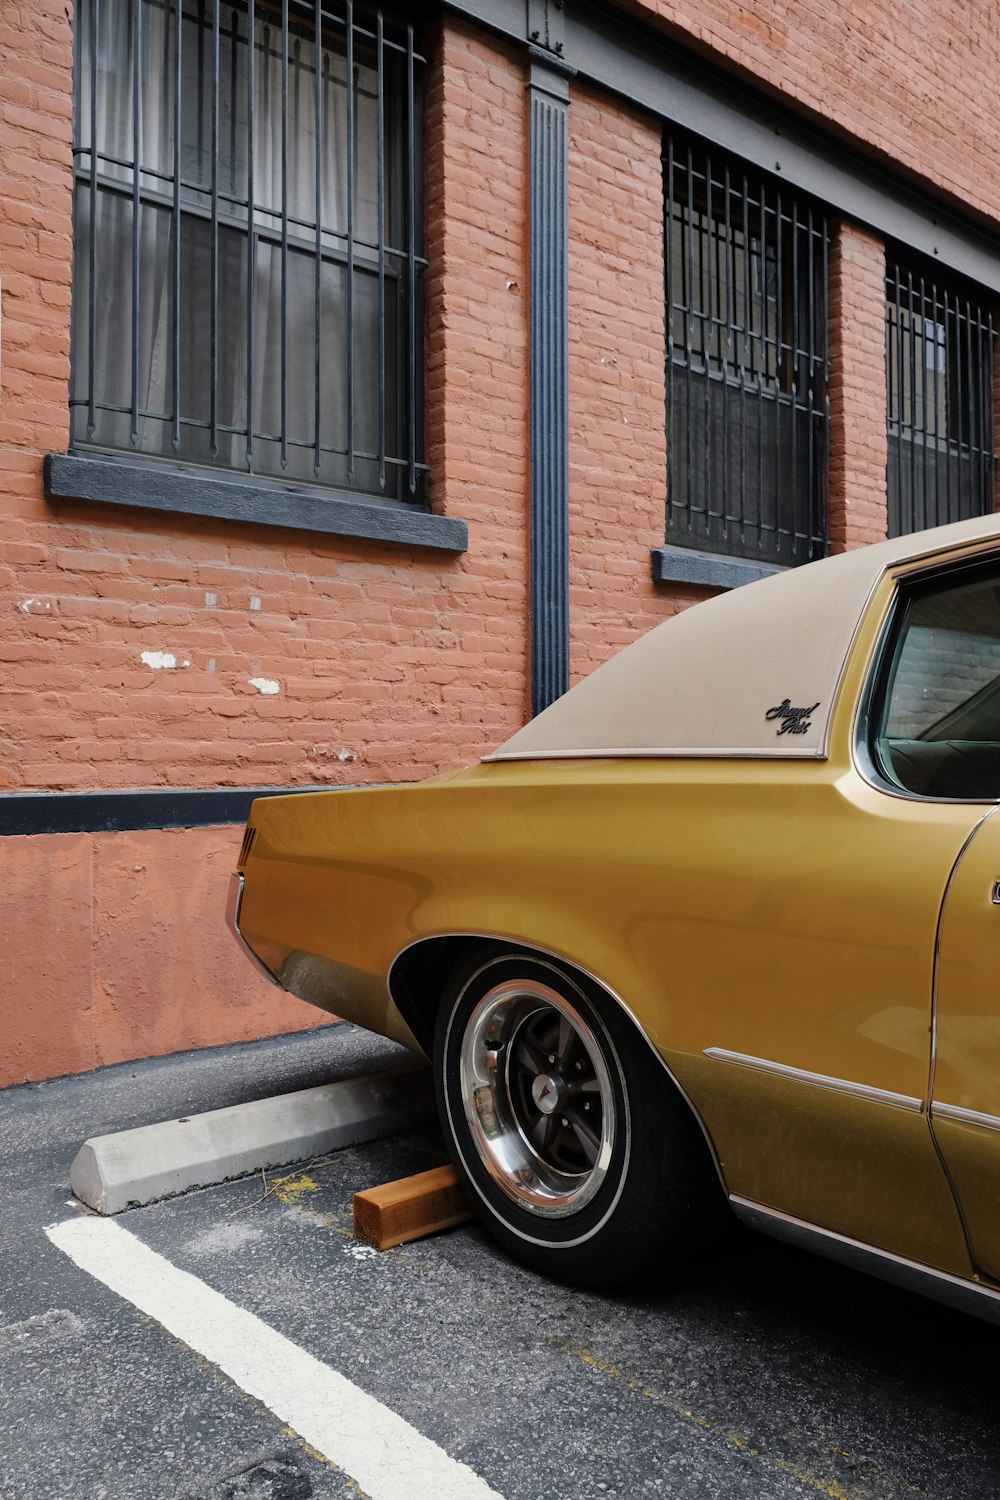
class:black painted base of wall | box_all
[0,786,350,837]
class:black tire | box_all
[433,946,726,1288]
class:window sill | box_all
[45,453,468,554]
[651,545,785,590]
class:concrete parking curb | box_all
[70,1062,436,1215]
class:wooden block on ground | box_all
[353,1163,474,1250]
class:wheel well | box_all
[388,935,504,1054]
[387,935,728,1201]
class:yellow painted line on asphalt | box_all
[549,1336,927,1500]
[48,1216,505,1500]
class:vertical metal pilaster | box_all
[529,58,570,718]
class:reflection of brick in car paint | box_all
[193,1450,313,1500]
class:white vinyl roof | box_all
[488,515,1000,762]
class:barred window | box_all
[664,135,829,567]
[72,0,425,504]
[886,259,995,537]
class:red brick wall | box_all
[0,13,529,796]
[5,5,996,783]
[827,220,888,553]
[0,0,75,797]
[567,81,713,682]
[0,3,72,464]
[1,0,988,1084]
[424,19,531,722]
[627,0,1000,234]
[0,10,534,1084]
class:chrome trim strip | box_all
[926,806,994,1111]
[922,808,996,1286]
[730,1195,1000,1326]
[226,871,283,989]
[703,1046,922,1113]
[932,1101,1000,1134]
[483,746,825,763]
[387,931,730,1198]
[816,560,887,763]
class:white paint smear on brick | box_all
[141,651,177,670]
[47,1217,504,1500]
[249,677,280,695]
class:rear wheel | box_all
[434,947,725,1287]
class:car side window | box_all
[874,565,1000,800]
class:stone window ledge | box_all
[652,544,784,590]
[45,453,468,554]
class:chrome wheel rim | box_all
[458,978,616,1218]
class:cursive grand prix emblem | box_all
[765,698,820,736]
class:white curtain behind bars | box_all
[73,0,394,493]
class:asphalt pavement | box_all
[2,1024,999,1500]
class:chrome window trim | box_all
[926,805,995,1113]
[852,731,998,807]
[932,1101,1000,1134]
[703,1046,923,1113]
[852,551,1000,806]
[484,746,826,763]
[730,1196,1000,1325]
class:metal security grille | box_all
[71,0,425,504]
[886,259,995,536]
[665,135,829,566]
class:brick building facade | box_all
[2,0,999,1086]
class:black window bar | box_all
[664,133,830,567]
[71,0,426,506]
[886,257,995,537]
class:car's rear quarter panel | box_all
[238,758,977,1272]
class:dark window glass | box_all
[72,0,425,503]
[875,565,1000,799]
[664,135,829,566]
[885,260,994,537]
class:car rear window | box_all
[874,565,1000,799]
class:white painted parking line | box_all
[47,1217,505,1500]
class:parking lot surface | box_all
[2,1024,999,1500]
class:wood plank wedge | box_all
[353,1164,474,1250]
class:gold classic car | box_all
[229,514,1000,1319]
